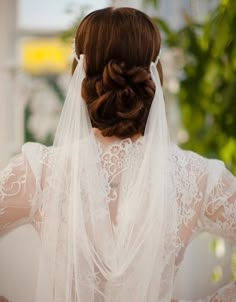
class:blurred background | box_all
[0,0,236,301]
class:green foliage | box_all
[24,76,65,145]
[231,249,236,279]
[24,103,36,143]
[210,266,223,283]
[143,0,159,8]
[156,0,236,172]
[44,75,65,104]
[150,0,236,283]
[208,238,219,254]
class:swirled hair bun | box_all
[72,7,163,138]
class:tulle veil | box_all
[34,53,177,301]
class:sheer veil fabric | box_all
[35,54,178,301]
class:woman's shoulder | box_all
[21,142,54,177]
[22,142,51,154]
[169,143,225,172]
[22,142,56,160]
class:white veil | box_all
[35,52,177,301]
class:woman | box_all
[0,7,236,302]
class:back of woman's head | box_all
[73,7,162,138]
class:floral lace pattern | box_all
[170,146,209,268]
[208,281,236,302]
[0,140,236,301]
[0,153,35,236]
[96,137,144,226]
[0,155,27,201]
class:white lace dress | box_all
[0,138,236,302]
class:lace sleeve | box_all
[0,152,36,237]
[173,151,236,302]
[174,281,236,302]
[201,159,236,240]
[188,159,236,302]
[0,143,47,237]
[197,159,236,301]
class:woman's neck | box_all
[92,128,142,144]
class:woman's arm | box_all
[173,280,236,301]
[0,153,36,237]
[175,158,236,302]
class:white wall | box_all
[0,0,24,168]
[174,233,232,300]
[0,2,31,302]
[0,226,40,302]
[111,0,142,9]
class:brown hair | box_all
[73,7,163,138]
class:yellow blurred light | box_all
[21,39,72,74]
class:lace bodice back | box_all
[96,137,144,226]
[1,139,236,301]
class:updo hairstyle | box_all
[72,7,163,138]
